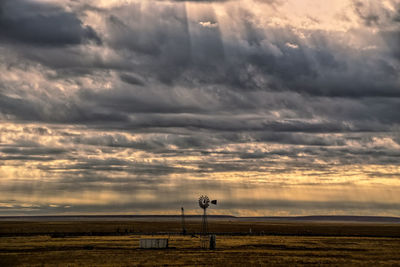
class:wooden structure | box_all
[139,238,169,249]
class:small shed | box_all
[139,238,169,249]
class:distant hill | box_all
[238,215,400,223]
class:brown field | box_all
[1,220,400,266]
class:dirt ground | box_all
[0,221,399,266]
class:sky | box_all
[0,0,399,216]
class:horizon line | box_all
[1,214,399,219]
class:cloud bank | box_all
[0,0,399,216]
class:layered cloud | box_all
[0,0,399,216]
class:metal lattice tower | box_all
[198,195,217,249]
[198,195,210,236]
[181,207,187,235]
[201,206,208,235]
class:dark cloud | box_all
[0,0,101,46]
[106,5,193,84]
[158,0,231,2]
[119,73,145,86]
[353,1,380,26]
[381,30,400,60]
[394,9,400,22]
[0,147,67,156]
[1,0,399,216]
[0,155,56,161]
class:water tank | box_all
[139,238,169,249]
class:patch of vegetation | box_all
[0,221,399,266]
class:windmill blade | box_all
[199,195,210,209]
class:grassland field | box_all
[1,220,399,266]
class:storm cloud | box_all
[0,0,100,46]
[0,0,399,216]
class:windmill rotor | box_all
[181,207,187,235]
[199,195,210,209]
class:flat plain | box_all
[1,219,399,266]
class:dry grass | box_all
[0,221,399,266]
[1,220,399,237]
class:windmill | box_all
[198,195,217,248]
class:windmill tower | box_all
[181,207,187,235]
[198,195,217,248]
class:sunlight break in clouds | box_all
[0,0,399,216]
